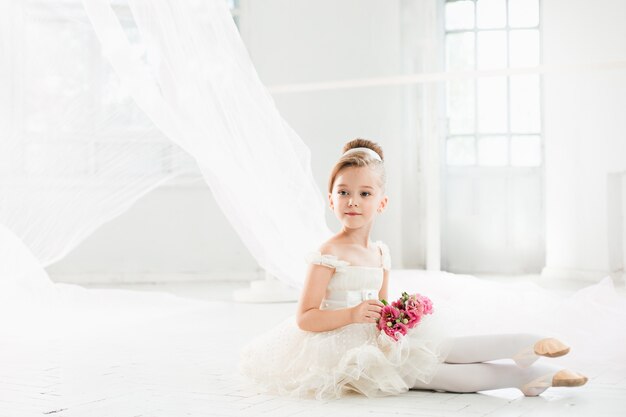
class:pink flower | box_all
[383,321,408,341]
[404,309,422,329]
[377,292,434,341]
[405,298,424,315]
[378,305,400,331]
[415,294,434,315]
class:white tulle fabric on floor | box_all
[0,0,625,401]
[389,271,626,373]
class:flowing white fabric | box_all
[81,0,331,288]
[1,0,330,298]
[389,270,626,373]
[0,1,197,269]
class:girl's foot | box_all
[533,338,570,357]
[513,338,570,368]
[520,369,588,397]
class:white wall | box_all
[46,181,262,282]
[47,0,407,282]
[244,0,405,264]
[542,0,626,281]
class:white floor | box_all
[2,274,625,417]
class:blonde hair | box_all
[327,138,386,194]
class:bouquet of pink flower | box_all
[376,292,434,341]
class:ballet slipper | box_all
[520,369,588,397]
[513,338,570,368]
[533,338,570,358]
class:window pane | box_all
[102,67,153,130]
[25,142,90,176]
[446,32,475,71]
[0,143,23,173]
[447,136,476,165]
[477,31,507,69]
[509,29,540,67]
[511,135,541,166]
[477,76,507,133]
[478,136,508,166]
[24,21,93,134]
[445,1,475,31]
[508,0,539,27]
[510,75,540,133]
[96,143,166,175]
[477,0,506,29]
[447,80,475,134]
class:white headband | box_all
[342,147,382,162]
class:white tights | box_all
[411,333,560,394]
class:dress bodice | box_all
[305,240,391,310]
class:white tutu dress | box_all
[238,241,453,401]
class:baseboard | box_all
[49,271,261,284]
[541,266,624,283]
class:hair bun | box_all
[342,138,384,161]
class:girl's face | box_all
[328,166,388,229]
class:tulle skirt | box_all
[238,308,455,401]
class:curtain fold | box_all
[0,0,331,295]
[0,0,192,272]
[82,0,332,288]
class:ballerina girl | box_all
[238,138,588,400]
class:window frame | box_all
[443,0,544,169]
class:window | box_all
[10,0,241,183]
[444,0,542,167]
[228,0,242,27]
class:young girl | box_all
[238,138,588,401]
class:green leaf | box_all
[381,299,388,306]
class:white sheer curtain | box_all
[0,0,331,309]
[0,1,178,321]
[0,1,192,269]
[82,0,332,287]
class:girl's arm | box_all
[296,263,354,332]
[378,268,389,301]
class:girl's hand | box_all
[350,299,384,324]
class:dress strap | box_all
[305,252,350,272]
[375,240,392,270]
